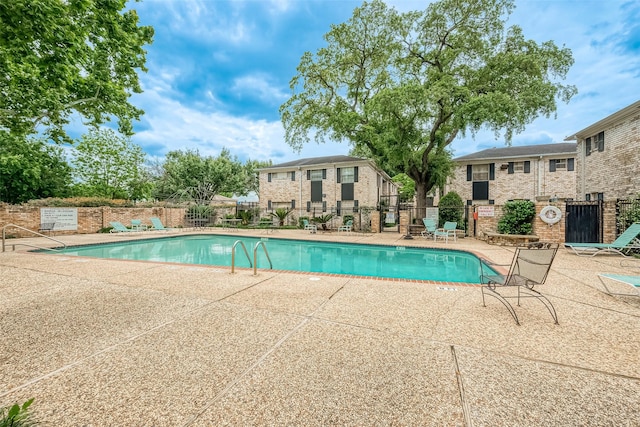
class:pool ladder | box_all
[2,223,66,252]
[231,240,272,275]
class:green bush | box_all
[438,191,463,227]
[497,200,536,235]
[342,214,354,225]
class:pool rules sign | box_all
[40,208,78,231]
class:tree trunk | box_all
[415,180,429,219]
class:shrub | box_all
[498,200,536,235]
[438,191,464,227]
[342,214,354,225]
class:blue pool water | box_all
[52,235,490,283]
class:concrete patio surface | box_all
[0,229,639,426]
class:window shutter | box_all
[291,171,295,181]
[268,173,272,182]
[524,161,530,174]
[306,201,311,212]
[291,199,295,209]
[307,170,310,180]
[353,200,359,212]
[466,200,472,206]
[322,201,327,212]
[586,137,591,156]
[336,168,341,183]
[489,200,495,205]
[466,165,472,181]
[322,169,326,179]
[354,166,359,182]
[336,201,341,216]
[268,200,272,210]
[489,163,495,180]
[585,194,591,201]
[549,160,556,172]
[567,158,575,171]
[597,131,604,152]
[508,162,514,174]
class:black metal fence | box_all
[616,198,640,236]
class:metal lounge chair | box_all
[302,219,317,233]
[565,222,640,257]
[597,273,640,297]
[150,217,177,232]
[109,221,134,233]
[338,219,353,234]
[481,242,559,325]
[421,218,437,239]
[434,221,457,243]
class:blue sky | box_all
[118,0,640,164]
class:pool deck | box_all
[1,229,639,426]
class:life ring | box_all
[540,205,562,225]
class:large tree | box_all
[0,0,153,142]
[72,128,150,199]
[0,132,72,204]
[280,0,576,210]
[153,149,249,202]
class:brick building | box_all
[258,155,397,220]
[446,143,577,205]
[565,99,640,201]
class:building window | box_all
[309,169,323,181]
[513,162,524,172]
[340,167,354,183]
[472,164,489,181]
[595,131,604,152]
[554,159,566,170]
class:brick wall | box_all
[447,156,576,205]
[576,112,640,200]
[0,204,236,238]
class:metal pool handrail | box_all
[231,240,252,273]
[253,241,273,275]
[2,223,66,252]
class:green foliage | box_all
[238,209,257,226]
[438,191,464,227]
[311,213,335,230]
[281,0,575,211]
[0,398,35,427]
[153,149,248,201]
[0,0,154,142]
[0,132,72,204]
[270,208,294,226]
[72,129,150,200]
[618,196,640,232]
[392,174,415,202]
[497,200,536,235]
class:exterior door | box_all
[565,200,602,243]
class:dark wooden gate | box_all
[565,200,602,243]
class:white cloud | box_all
[231,73,289,103]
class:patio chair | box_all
[421,218,437,239]
[481,242,559,325]
[338,219,353,234]
[302,219,317,234]
[150,217,177,232]
[565,222,640,257]
[434,221,457,243]
[130,219,147,231]
[597,274,640,297]
[109,221,134,233]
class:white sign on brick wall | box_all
[477,206,495,217]
[40,208,78,231]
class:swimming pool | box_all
[51,235,490,283]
